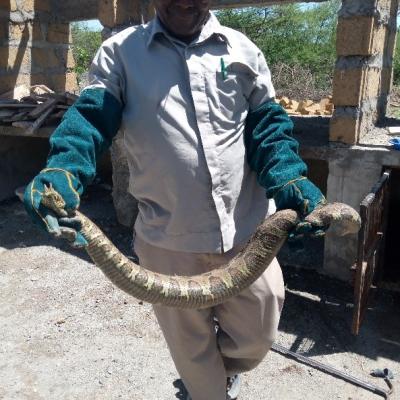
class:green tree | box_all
[71,22,102,78]
[217,2,340,93]
[393,27,400,85]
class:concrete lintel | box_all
[53,0,99,22]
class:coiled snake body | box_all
[42,186,361,309]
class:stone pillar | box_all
[98,0,154,227]
[330,0,398,144]
[0,0,78,96]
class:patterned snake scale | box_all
[42,186,361,309]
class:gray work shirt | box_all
[86,12,276,253]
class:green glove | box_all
[274,177,327,239]
[23,168,88,248]
[244,101,327,239]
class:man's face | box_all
[153,0,211,41]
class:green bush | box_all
[71,22,102,80]
[216,2,340,95]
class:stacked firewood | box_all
[276,96,334,116]
[0,85,77,135]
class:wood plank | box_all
[27,97,59,119]
[26,104,58,135]
[0,125,53,138]
[55,0,328,21]
[0,103,37,109]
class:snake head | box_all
[41,184,68,217]
[304,203,361,237]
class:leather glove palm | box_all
[23,168,88,248]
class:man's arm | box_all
[245,52,326,237]
[24,40,124,246]
[245,100,325,216]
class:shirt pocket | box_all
[207,60,259,130]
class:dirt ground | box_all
[0,186,399,400]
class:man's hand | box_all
[273,177,327,240]
[23,168,88,248]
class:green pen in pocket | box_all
[220,58,227,80]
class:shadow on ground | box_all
[279,267,400,364]
[1,185,399,368]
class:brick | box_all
[333,69,364,106]
[337,16,375,56]
[47,23,71,44]
[329,115,360,144]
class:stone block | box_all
[329,114,359,144]
[98,0,117,28]
[47,23,71,44]
[337,16,375,56]
[31,48,60,69]
[30,72,78,93]
[333,68,364,106]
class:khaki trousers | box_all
[134,236,285,400]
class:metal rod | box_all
[271,343,393,399]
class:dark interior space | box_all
[304,158,328,196]
[383,167,400,283]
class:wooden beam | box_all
[210,0,328,8]
[54,0,99,22]
[54,0,328,23]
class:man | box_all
[24,1,326,399]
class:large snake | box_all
[41,185,361,309]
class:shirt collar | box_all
[146,12,230,48]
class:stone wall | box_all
[0,0,78,95]
[330,0,398,144]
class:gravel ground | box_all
[0,186,399,400]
